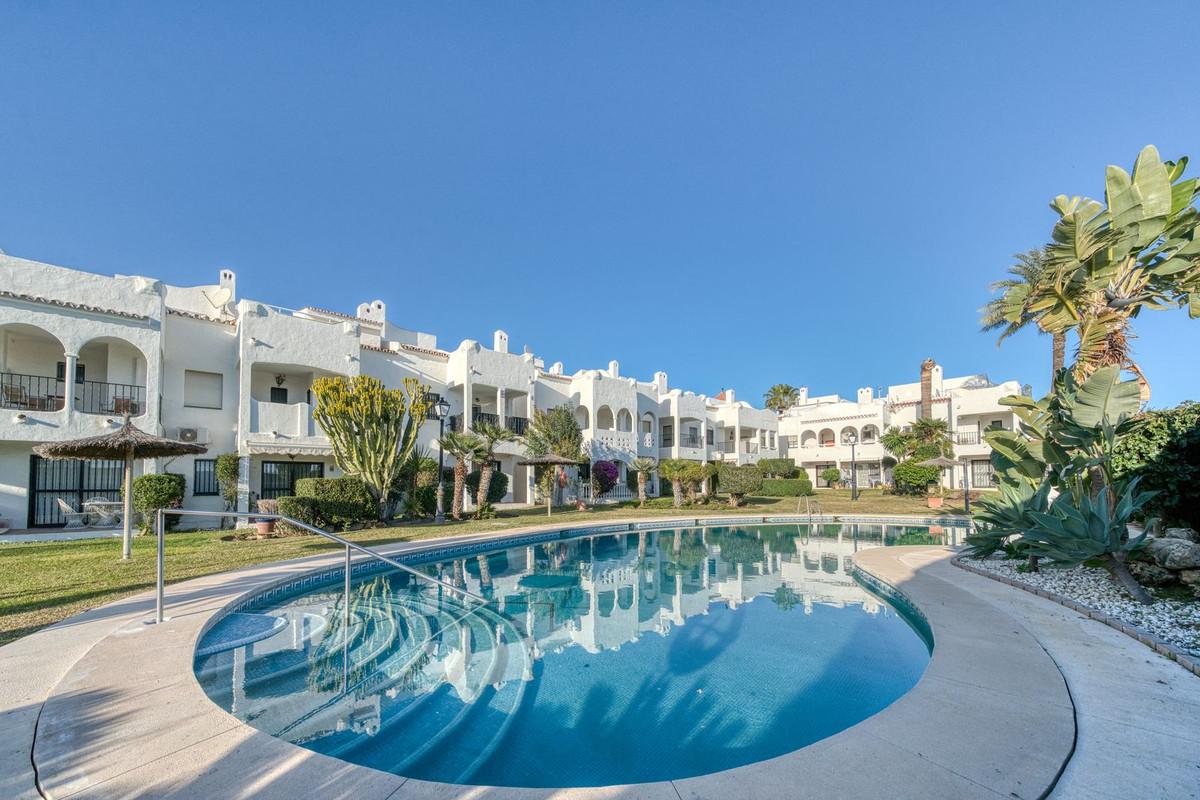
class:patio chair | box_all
[83,497,121,527]
[2,384,30,409]
[55,498,89,529]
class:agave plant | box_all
[1023,479,1156,604]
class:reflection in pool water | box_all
[195,523,947,787]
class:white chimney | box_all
[608,359,620,377]
[857,387,874,404]
[493,330,509,353]
[550,361,564,375]
[654,371,668,393]
[797,386,808,404]
[356,300,386,322]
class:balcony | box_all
[954,431,981,446]
[680,433,704,449]
[251,399,319,437]
[447,411,527,435]
[1,373,145,416]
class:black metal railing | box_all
[448,410,515,432]
[954,431,981,445]
[77,380,145,416]
[679,433,703,449]
[0,374,145,415]
[1,373,65,411]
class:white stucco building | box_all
[777,358,1028,490]
[0,254,781,529]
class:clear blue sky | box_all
[2,2,1198,407]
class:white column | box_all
[62,353,78,414]
[463,377,473,432]
[236,455,251,514]
[497,387,506,427]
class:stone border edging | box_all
[951,554,1200,677]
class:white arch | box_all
[596,405,615,430]
[574,405,590,430]
[800,430,817,448]
[839,426,858,444]
[818,428,835,446]
[616,408,633,432]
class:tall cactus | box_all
[312,375,431,520]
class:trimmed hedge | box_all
[294,476,376,529]
[760,476,814,497]
[758,458,798,479]
[276,495,320,531]
[464,468,509,505]
[129,472,185,533]
[892,459,939,496]
[718,464,763,506]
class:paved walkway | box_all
[932,554,1200,799]
[0,528,125,543]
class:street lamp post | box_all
[961,458,971,515]
[434,397,451,523]
[847,431,859,501]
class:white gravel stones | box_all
[973,556,1200,658]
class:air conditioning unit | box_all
[176,427,210,444]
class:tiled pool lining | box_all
[209,515,973,626]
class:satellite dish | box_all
[202,286,235,316]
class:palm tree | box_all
[880,426,913,460]
[438,430,486,520]
[472,421,519,517]
[980,248,1069,382]
[631,457,657,507]
[657,459,691,508]
[909,418,953,457]
[763,384,800,414]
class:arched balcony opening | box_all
[574,405,590,431]
[818,428,835,447]
[75,336,150,416]
[839,426,858,444]
[596,405,615,430]
[861,424,880,443]
[616,408,633,432]
[800,430,817,449]
[0,323,68,411]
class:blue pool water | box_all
[194,523,942,787]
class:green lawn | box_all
[0,488,967,647]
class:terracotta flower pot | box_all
[255,520,275,537]
[927,496,944,509]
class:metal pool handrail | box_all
[151,508,488,624]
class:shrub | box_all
[891,459,939,495]
[465,468,509,505]
[1112,401,1200,528]
[130,472,185,533]
[276,495,320,531]
[591,460,620,496]
[718,464,763,507]
[758,458,797,479]
[295,476,376,529]
[214,453,241,510]
[819,467,842,487]
[760,476,814,497]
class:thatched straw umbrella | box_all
[34,417,208,559]
[517,453,584,516]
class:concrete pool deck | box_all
[2,519,1197,799]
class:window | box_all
[769,432,776,448]
[56,362,85,383]
[193,459,219,496]
[260,461,324,499]
[184,370,223,409]
[706,428,714,445]
[786,435,799,448]
[971,460,995,487]
[269,386,289,404]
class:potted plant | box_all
[255,499,277,537]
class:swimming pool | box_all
[195,522,948,787]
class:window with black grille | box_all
[193,459,219,496]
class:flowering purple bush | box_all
[592,460,620,496]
